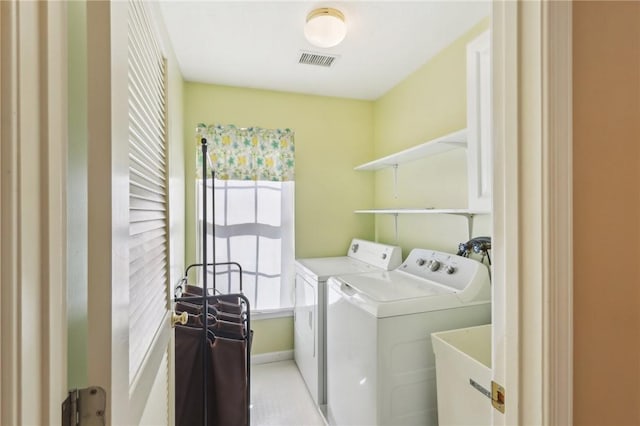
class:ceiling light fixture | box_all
[304,7,346,48]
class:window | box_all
[196,178,295,312]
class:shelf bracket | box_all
[447,212,475,240]
[393,213,399,244]
[467,214,474,240]
[393,164,399,199]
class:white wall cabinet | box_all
[466,30,492,212]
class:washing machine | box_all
[326,248,491,426]
[294,239,402,408]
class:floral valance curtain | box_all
[196,123,295,181]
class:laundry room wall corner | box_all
[372,17,492,254]
[183,83,375,357]
[183,83,376,262]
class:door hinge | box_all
[491,380,505,414]
[62,387,106,426]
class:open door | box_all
[85,1,173,424]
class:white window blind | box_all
[196,179,295,312]
[127,0,168,381]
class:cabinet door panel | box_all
[467,31,492,212]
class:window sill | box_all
[252,307,293,320]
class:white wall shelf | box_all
[354,208,488,215]
[353,31,492,246]
[354,129,467,171]
[354,208,489,242]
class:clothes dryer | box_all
[326,248,491,426]
[294,239,401,407]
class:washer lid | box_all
[337,270,454,301]
[328,270,489,318]
[295,239,402,281]
[296,257,380,281]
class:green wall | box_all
[250,317,295,355]
[183,84,375,354]
[372,18,491,256]
[183,83,375,262]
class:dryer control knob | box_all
[381,253,387,260]
[429,260,441,271]
[416,258,426,266]
[351,243,359,253]
[445,265,456,275]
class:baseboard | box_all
[251,350,294,365]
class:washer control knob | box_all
[429,260,441,271]
[416,258,426,266]
[445,265,456,275]
[351,243,359,253]
[381,253,387,260]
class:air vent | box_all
[298,51,339,67]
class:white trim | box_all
[43,2,69,422]
[168,328,176,426]
[251,350,294,365]
[491,2,519,423]
[253,308,294,320]
[466,30,493,212]
[86,1,131,424]
[0,1,68,423]
[0,4,20,423]
[145,1,186,423]
[492,1,573,424]
[513,3,546,422]
[542,1,573,424]
[129,313,172,424]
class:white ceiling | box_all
[158,1,490,100]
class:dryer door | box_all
[294,272,319,403]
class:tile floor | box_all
[250,360,326,426]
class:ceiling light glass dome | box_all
[304,8,347,48]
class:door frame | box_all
[492,1,573,424]
[0,1,68,424]
[0,0,574,424]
